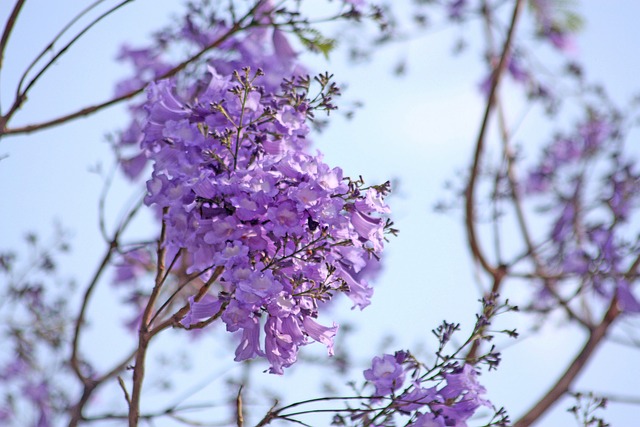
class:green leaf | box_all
[294,28,337,60]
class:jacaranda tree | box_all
[1,0,638,426]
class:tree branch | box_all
[1,1,261,137]
[464,0,524,277]
[514,298,621,426]
[0,0,26,72]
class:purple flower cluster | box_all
[0,358,55,426]
[361,352,492,426]
[525,114,640,313]
[529,0,576,51]
[113,2,304,180]
[139,67,392,373]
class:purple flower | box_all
[447,0,467,20]
[0,407,12,422]
[433,364,491,424]
[364,354,406,396]
[410,412,446,427]
[272,29,297,61]
[530,0,576,51]
[616,279,640,313]
[550,199,576,243]
[302,316,338,356]
[180,295,223,328]
[607,163,640,221]
[264,316,304,374]
[397,386,438,412]
[235,318,265,361]
[112,248,151,285]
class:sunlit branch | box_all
[146,264,216,327]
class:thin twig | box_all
[480,1,588,327]
[15,0,112,97]
[0,0,26,73]
[149,265,225,337]
[236,385,244,427]
[3,1,133,131]
[0,0,26,127]
[146,264,215,327]
[568,389,640,406]
[70,241,117,382]
[67,194,143,426]
[118,376,131,405]
[463,0,525,363]
[2,0,263,137]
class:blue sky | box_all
[2,1,640,426]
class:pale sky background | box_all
[1,1,640,426]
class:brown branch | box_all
[149,265,225,338]
[2,2,260,137]
[0,0,26,72]
[464,0,525,278]
[0,0,26,132]
[511,235,640,425]
[15,0,114,97]
[68,193,143,425]
[464,0,524,362]
[68,384,99,427]
[479,1,588,328]
[2,0,132,134]
[128,208,169,427]
[513,298,621,426]
[146,263,215,327]
[70,241,117,382]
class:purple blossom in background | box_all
[23,381,52,427]
[447,0,467,21]
[112,248,151,285]
[530,0,577,51]
[521,108,640,316]
[526,117,613,195]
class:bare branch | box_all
[514,297,621,426]
[464,0,525,277]
[2,1,262,137]
[0,0,26,73]
[2,0,132,133]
